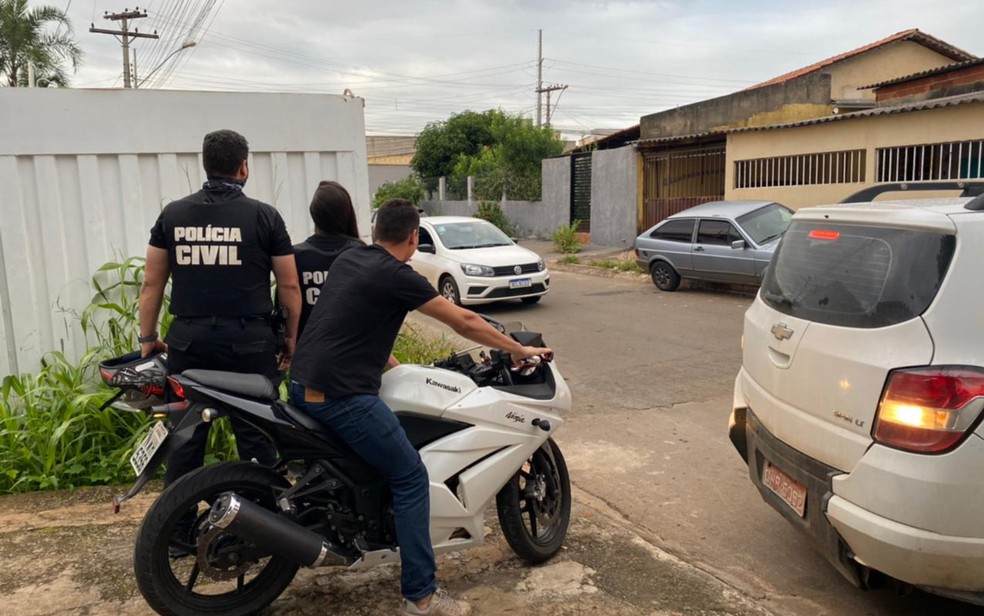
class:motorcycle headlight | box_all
[537,258,545,271]
[461,263,495,277]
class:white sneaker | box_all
[402,589,472,616]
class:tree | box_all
[0,0,82,87]
[412,108,565,201]
[410,110,500,181]
[451,112,565,201]
[372,175,425,209]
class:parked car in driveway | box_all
[635,200,793,291]
[729,182,984,605]
[409,216,549,306]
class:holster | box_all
[268,306,288,355]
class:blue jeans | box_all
[288,382,436,602]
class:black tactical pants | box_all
[163,318,279,486]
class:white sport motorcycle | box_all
[102,319,571,616]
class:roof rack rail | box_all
[839,181,984,204]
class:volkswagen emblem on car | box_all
[771,323,793,341]
[514,265,522,275]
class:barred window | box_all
[734,150,865,189]
[876,140,984,182]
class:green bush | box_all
[0,258,455,494]
[393,324,455,364]
[474,200,517,237]
[372,176,426,209]
[552,220,582,254]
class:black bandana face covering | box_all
[203,178,246,192]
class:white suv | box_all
[730,182,984,605]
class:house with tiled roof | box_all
[633,29,974,226]
[727,52,984,208]
[544,28,983,249]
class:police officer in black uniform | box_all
[293,180,363,339]
[138,129,302,489]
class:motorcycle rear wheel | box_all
[133,461,300,616]
[495,437,571,564]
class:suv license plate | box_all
[509,277,532,289]
[130,421,169,476]
[762,461,807,517]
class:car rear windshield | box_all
[761,221,955,328]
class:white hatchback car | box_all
[730,182,984,605]
[409,216,549,306]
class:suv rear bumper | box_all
[731,406,984,598]
[828,495,984,593]
[728,406,864,587]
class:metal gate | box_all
[570,152,592,231]
[641,144,725,231]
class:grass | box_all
[558,255,580,264]
[586,257,645,274]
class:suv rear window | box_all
[761,222,955,328]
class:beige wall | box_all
[827,41,958,101]
[725,103,984,208]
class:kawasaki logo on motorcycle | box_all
[426,377,461,393]
[506,411,526,423]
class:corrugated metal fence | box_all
[0,89,369,375]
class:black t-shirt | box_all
[293,234,362,338]
[290,244,439,398]
[149,187,293,317]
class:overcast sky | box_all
[46,0,984,138]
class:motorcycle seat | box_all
[181,369,278,401]
[274,401,356,454]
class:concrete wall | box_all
[368,164,412,199]
[589,147,639,247]
[0,88,368,375]
[540,157,571,234]
[640,73,833,139]
[827,40,956,101]
[640,42,960,141]
[420,157,571,238]
[420,199,566,239]
[726,102,984,208]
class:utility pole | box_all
[536,29,543,127]
[540,84,568,128]
[90,8,159,88]
[534,31,567,128]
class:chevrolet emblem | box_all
[771,323,793,341]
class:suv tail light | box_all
[873,367,984,453]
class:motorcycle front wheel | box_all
[133,461,300,616]
[496,437,571,564]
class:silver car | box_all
[634,200,793,291]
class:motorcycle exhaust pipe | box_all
[208,492,347,568]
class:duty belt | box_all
[177,315,269,326]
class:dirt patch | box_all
[0,486,773,615]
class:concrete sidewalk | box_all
[514,238,627,262]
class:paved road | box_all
[465,269,983,616]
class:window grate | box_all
[876,140,984,183]
[734,150,865,189]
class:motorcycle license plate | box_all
[130,421,169,476]
[509,277,532,289]
[762,461,807,517]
